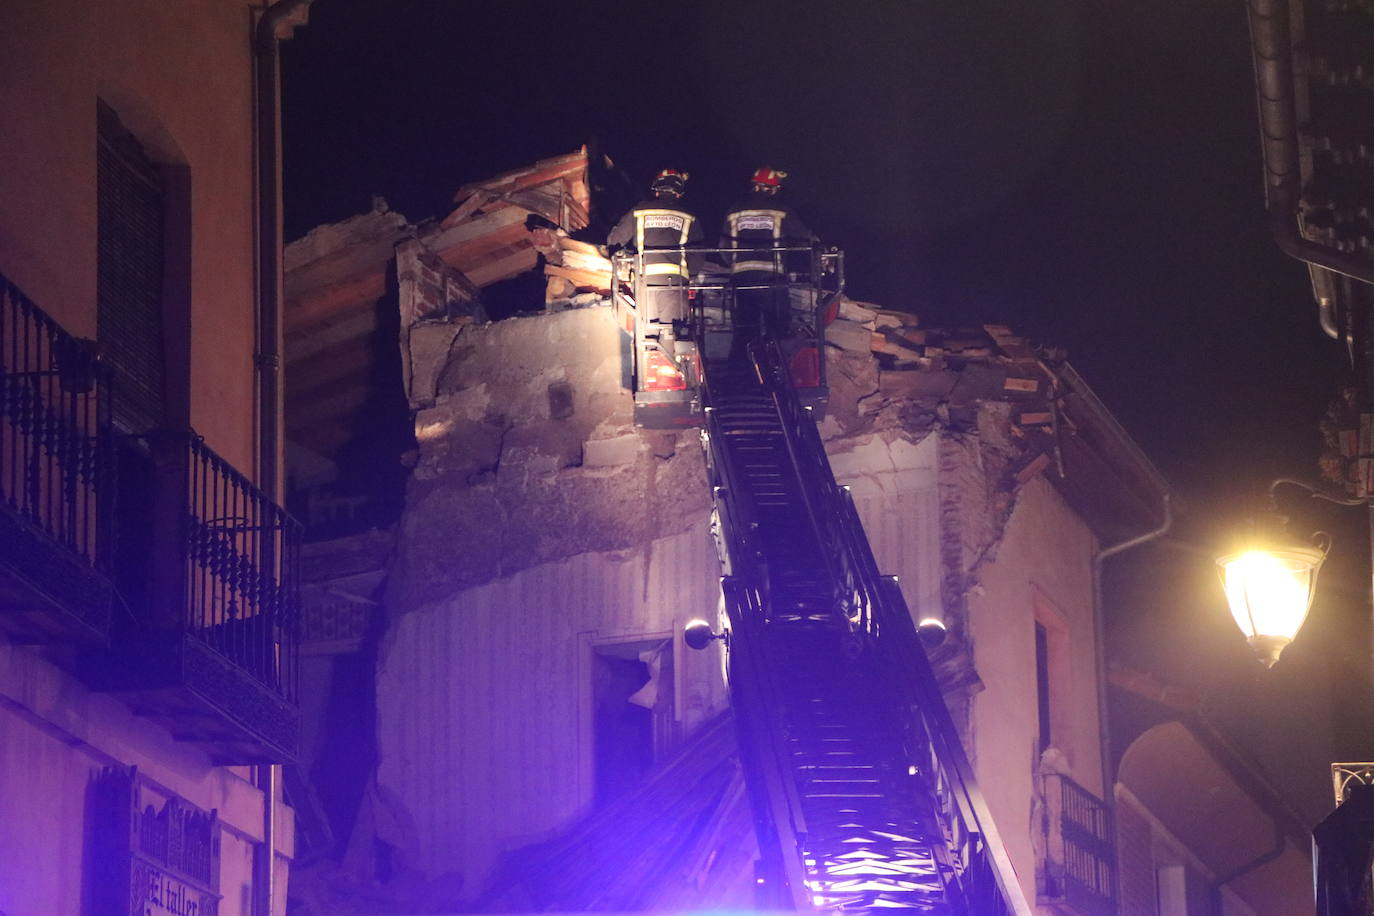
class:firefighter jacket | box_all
[720,192,816,275]
[607,198,703,282]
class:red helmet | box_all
[651,168,689,197]
[751,167,787,189]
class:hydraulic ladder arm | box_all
[701,337,1033,914]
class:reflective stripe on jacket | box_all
[720,193,815,275]
[607,200,703,279]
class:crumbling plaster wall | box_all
[375,302,1081,898]
[0,643,293,916]
[965,474,1101,902]
[388,308,711,615]
[822,336,1042,700]
[377,307,725,891]
[377,526,728,886]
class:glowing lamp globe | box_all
[1216,545,1325,667]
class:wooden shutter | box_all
[97,100,166,434]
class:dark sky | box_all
[283,0,1341,514]
[283,0,1365,821]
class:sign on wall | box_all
[88,766,221,916]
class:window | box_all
[591,638,674,804]
[97,99,167,434]
[1033,591,1073,761]
[1036,621,1053,754]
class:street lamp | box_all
[1216,524,1329,668]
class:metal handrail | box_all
[0,271,115,571]
[753,340,1034,915]
[148,429,302,703]
[611,245,843,294]
[701,395,812,907]
[1041,772,1117,913]
[612,245,842,404]
[720,578,814,910]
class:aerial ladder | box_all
[612,248,1032,914]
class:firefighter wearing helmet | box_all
[721,167,817,339]
[607,168,704,327]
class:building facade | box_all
[0,1,306,913]
[280,163,1187,911]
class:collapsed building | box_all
[280,151,1310,914]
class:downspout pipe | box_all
[255,0,312,504]
[1093,491,1172,886]
[1246,0,1374,292]
[252,4,312,915]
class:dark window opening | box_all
[592,639,673,805]
[1036,621,1052,755]
[97,99,166,435]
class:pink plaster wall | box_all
[968,474,1104,909]
[0,644,294,915]
[0,2,290,911]
[0,0,259,474]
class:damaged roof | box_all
[283,148,590,457]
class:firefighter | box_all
[607,168,703,328]
[720,167,817,341]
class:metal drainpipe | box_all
[1246,0,1374,295]
[1093,493,1172,845]
[252,3,313,914]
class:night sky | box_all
[283,0,1342,513]
[283,0,1363,816]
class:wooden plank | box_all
[546,264,612,290]
[564,192,589,229]
[286,308,379,363]
[449,150,586,203]
[501,186,565,225]
[559,248,611,273]
[466,249,539,287]
[285,231,406,299]
[559,237,603,258]
[442,190,495,228]
[285,270,387,334]
[1015,452,1052,486]
[463,240,529,271]
[436,222,531,273]
[425,203,527,253]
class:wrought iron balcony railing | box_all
[180,430,301,701]
[0,269,299,760]
[1039,772,1117,916]
[106,428,302,760]
[0,272,117,642]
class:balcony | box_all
[1039,773,1118,916]
[0,275,118,646]
[1,271,299,763]
[94,430,302,763]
